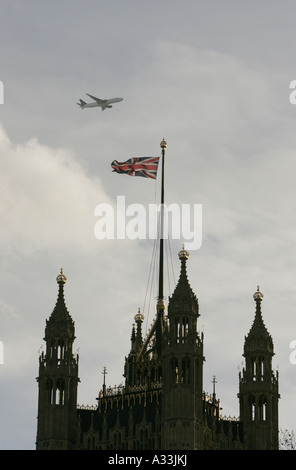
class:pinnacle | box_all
[46,269,75,334]
[244,287,273,354]
[169,248,198,313]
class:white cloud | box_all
[0,125,111,256]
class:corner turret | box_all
[238,286,280,450]
[36,269,79,450]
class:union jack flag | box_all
[111,156,160,179]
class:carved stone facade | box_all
[36,250,280,450]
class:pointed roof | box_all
[45,269,75,340]
[130,323,136,343]
[130,308,144,353]
[134,308,144,348]
[168,246,199,315]
[244,286,274,355]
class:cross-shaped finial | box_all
[102,366,107,384]
[212,375,217,396]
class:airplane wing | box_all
[86,93,106,104]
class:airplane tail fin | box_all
[77,99,87,108]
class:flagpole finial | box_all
[160,138,167,149]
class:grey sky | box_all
[0,1,296,449]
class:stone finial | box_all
[178,244,189,260]
[134,307,144,323]
[253,285,264,302]
[56,268,67,284]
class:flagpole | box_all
[159,138,166,301]
[156,137,167,356]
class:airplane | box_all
[76,93,123,111]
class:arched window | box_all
[49,340,55,360]
[175,317,189,343]
[46,379,54,405]
[182,317,189,339]
[181,358,190,384]
[251,357,257,380]
[259,356,264,380]
[171,358,178,384]
[174,317,180,342]
[259,395,267,421]
[56,379,65,405]
[57,340,65,364]
[249,395,256,421]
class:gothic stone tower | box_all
[161,246,204,450]
[238,286,280,450]
[36,269,79,450]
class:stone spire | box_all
[239,286,279,450]
[134,308,144,350]
[130,308,144,353]
[162,247,204,449]
[36,268,79,450]
[45,268,75,341]
[244,286,273,355]
[169,245,199,316]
